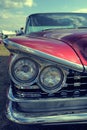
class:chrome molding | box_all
[7,86,87,124]
[3,39,83,72]
[8,86,87,105]
[6,101,87,124]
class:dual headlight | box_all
[39,66,64,93]
[10,57,38,85]
[10,56,65,93]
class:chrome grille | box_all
[66,71,87,90]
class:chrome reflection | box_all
[6,101,87,124]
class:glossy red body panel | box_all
[60,31,87,66]
[9,36,82,65]
[41,29,87,66]
[8,29,87,67]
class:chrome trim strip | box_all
[3,39,83,72]
[6,101,87,124]
[8,86,87,103]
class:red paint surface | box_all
[61,33,87,66]
[9,36,82,65]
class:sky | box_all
[0,0,87,32]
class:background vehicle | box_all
[3,13,87,125]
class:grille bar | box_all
[66,71,87,88]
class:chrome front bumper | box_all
[6,86,87,125]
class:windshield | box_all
[25,13,87,34]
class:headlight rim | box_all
[9,56,39,86]
[38,65,65,94]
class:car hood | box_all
[3,29,87,72]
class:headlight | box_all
[39,65,64,93]
[10,57,39,86]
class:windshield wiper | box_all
[42,28,56,31]
[41,28,72,31]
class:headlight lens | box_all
[39,65,64,93]
[10,57,38,85]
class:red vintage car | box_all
[3,13,87,125]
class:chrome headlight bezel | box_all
[9,55,39,86]
[38,65,65,94]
